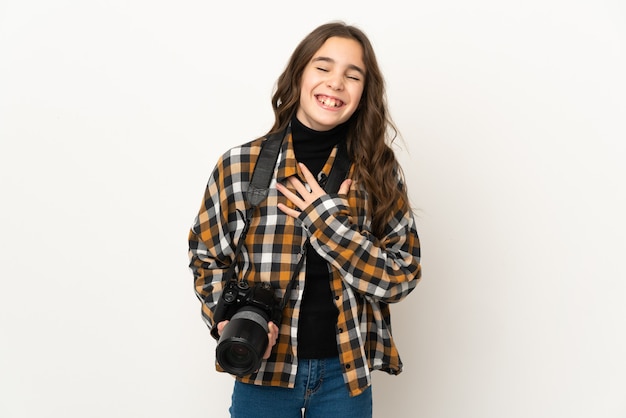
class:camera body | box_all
[212,280,282,377]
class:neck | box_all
[291,115,347,176]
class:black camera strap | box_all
[225,125,351,313]
[247,130,286,207]
[219,129,287,291]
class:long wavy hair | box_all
[269,21,410,238]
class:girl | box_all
[189,21,422,418]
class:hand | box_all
[216,320,229,336]
[276,163,351,218]
[263,321,279,359]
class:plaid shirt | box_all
[188,130,421,397]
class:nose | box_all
[326,74,344,91]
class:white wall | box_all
[1,1,625,417]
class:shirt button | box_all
[345,363,351,369]
[338,328,343,333]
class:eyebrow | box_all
[312,56,366,76]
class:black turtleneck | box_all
[291,115,348,359]
[291,116,347,177]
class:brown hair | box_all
[270,21,410,238]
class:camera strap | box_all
[226,125,352,311]
[220,128,288,290]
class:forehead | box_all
[312,36,365,70]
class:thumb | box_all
[338,179,352,195]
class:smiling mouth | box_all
[316,95,344,108]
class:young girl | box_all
[189,21,422,418]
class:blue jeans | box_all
[229,356,372,418]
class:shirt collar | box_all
[275,130,348,186]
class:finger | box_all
[263,323,279,359]
[263,342,273,359]
[277,202,301,218]
[338,178,352,195]
[276,182,306,213]
[269,321,279,336]
[298,162,314,179]
[287,175,313,200]
[276,182,301,203]
[298,163,323,192]
[268,322,279,344]
[216,320,229,336]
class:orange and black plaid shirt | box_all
[188,130,421,397]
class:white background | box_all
[1,1,625,417]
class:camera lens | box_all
[216,306,270,376]
[224,343,252,365]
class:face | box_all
[296,36,366,131]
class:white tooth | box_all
[319,96,340,107]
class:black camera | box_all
[212,280,282,377]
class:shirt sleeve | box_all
[298,184,421,304]
[188,151,244,334]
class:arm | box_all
[277,164,421,303]
[189,145,280,355]
[188,153,242,334]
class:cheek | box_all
[299,70,317,93]
[350,87,364,108]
